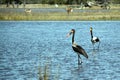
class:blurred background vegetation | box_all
[0,0,120,7]
[0,0,119,9]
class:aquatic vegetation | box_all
[38,65,49,80]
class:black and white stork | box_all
[67,29,88,65]
[90,27,100,49]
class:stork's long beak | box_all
[66,31,72,38]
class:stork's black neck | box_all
[72,32,75,44]
[90,30,93,39]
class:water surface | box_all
[0,21,120,80]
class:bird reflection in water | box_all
[90,48,100,62]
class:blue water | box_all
[0,21,120,80]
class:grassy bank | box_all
[0,10,120,21]
[0,4,120,21]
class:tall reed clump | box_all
[38,64,49,80]
[38,55,60,80]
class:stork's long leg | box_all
[78,55,82,65]
[92,43,95,50]
[98,41,101,49]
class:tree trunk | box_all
[6,0,10,7]
[12,1,15,8]
[23,0,26,8]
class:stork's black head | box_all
[90,27,93,32]
[67,29,75,37]
[71,29,75,33]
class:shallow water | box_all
[0,21,120,80]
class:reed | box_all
[38,65,49,80]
